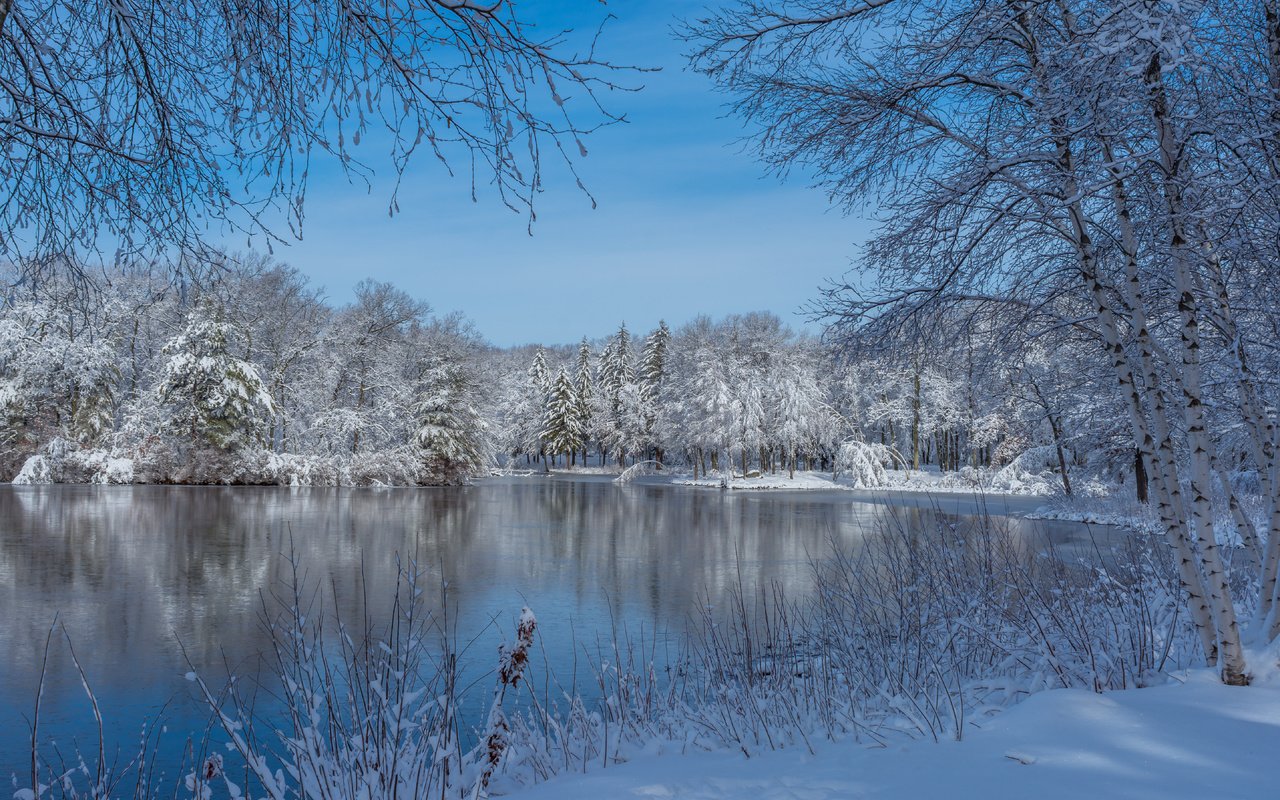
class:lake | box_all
[0,477,1102,782]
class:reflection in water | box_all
[0,479,1106,778]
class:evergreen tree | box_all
[638,320,670,461]
[157,304,277,451]
[574,337,595,463]
[413,362,486,484]
[520,349,552,461]
[597,323,635,462]
[601,323,635,403]
[530,348,550,396]
[639,320,670,401]
[541,367,583,467]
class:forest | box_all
[3,255,1133,497]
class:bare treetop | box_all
[0,0,637,276]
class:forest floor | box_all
[509,661,1280,800]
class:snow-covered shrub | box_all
[988,461,1057,494]
[11,453,53,484]
[936,448,1062,495]
[175,559,545,800]
[10,438,136,484]
[833,439,896,488]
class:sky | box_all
[269,1,873,347]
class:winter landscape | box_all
[5,0,1280,798]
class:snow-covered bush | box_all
[935,448,1062,495]
[11,438,136,484]
[833,439,897,488]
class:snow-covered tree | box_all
[541,368,583,468]
[638,320,671,462]
[413,362,487,484]
[156,304,277,452]
[574,338,596,463]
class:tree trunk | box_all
[1059,134,1220,668]
[1101,136,1220,665]
[911,368,921,470]
[1149,54,1248,683]
[1135,448,1149,504]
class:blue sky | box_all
[273,1,872,346]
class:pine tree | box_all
[529,348,550,396]
[639,320,670,401]
[638,320,670,462]
[597,323,635,463]
[517,349,552,462]
[413,362,486,484]
[574,338,594,464]
[541,367,583,467]
[157,304,277,452]
[602,323,635,401]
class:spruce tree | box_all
[638,320,670,462]
[574,337,594,464]
[521,348,551,463]
[157,304,277,452]
[541,367,583,467]
[639,320,670,402]
[413,362,486,484]
[530,348,550,396]
[597,323,635,462]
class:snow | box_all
[674,471,849,491]
[508,669,1280,800]
[868,465,1059,496]
[11,454,53,484]
[665,467,1060,495]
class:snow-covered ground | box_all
[665,467,1056,495]
[509,667,1280,800]
[672,471,850,490]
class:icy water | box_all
[0,477,1107,781]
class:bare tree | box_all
[0,0,636,278]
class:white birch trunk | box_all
[1072,140,1218,665]
[1148,54,1249,684]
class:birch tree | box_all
[688,0,1280,683]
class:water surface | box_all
[0,478,1105,780]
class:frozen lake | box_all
[0,477,1107,780]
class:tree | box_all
[574,338,595,464]
[0,283,122,475]
[639,320,671,462]
[156,303,277,452]
[597,322,635,462]
[541,367,582,468]
[413,362,486,484]
[0,1,633,276]
[508,348,552,464]
[687,0,1280,682]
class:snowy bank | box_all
[673,471,850,491]
[665,466,1060,495]
[509,670,1280,800]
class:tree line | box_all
[3,257,1172,496]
